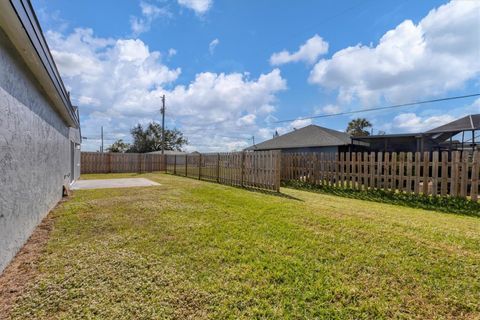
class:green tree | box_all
[107,139,130,153]
[346,118,372,137]
[128,122,188,153]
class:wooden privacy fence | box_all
[81,152,166,174]
[282,151,480,201]
[165,151,281,192]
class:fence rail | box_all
[165,151,281,192]
[81,152,166,174]
[282,151,480,201]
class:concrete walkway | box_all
[71,178,160,190]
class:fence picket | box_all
[432,152,439,196]
[414,152,420,194]
[351,153,357,189]
[460,151,468,198]
[406,152,412,193]
[423,152,430,195]
[81,152,166,174]
[376,152,383,189]
[398,152,405,192]
[391,152,397,190]
[471,151,479,201]
[361,152,367,190]
[83,150,480,202]
[383,152,389,190]
[450,151,460,197]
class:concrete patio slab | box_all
[71,178,160,190]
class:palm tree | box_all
[346,118,372,137]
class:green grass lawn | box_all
[9,173,480,319]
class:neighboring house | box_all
[247,115,479,155]
[245,125,367,153]
[0,1,81,273]
[352,114,480,153]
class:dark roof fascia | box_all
[10,0,79,127]
[352,133,423,140]
[246,142,352,151]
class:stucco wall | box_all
[0,28,79,273]
[70,127,81,181]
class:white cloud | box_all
[289,118,313,129]
[314,104,341,115]
[47,28,286,152]
[154,69,286,151]
[470,98,480,113]
[168,48,177,57]
[392,113,456,132]
[167,69,286,129]
[309,1,480,105]
[257,118,313,142]
[257,128,273,140]
[130,1,171,36]
[270,34,329,65]
[78,95,101,107]
[209,38,219,54]
[178,0,212,15]
[236,114,256,126]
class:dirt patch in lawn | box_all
[0,210,56,318]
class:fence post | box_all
[471,151,479,201]
[275,151,281,192]
[440,151,448,196]
[185,154,188,177]
[432,151,439,196]
[460,151,468,198]
[216,153,220,182]
[143,154,146,172]
[174,154,177,175]
[369,152,375,190]
[240,151,245,187]
[138,154,141,173]
[198,154,202,180]
[107,153,112,173]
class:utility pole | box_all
[251,136,255,146]
[161,95,165,155]
[101,126,104,153]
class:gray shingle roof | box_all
[246,125,351,151]
[426,114,480,133]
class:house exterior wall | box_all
[0,28,80,272]
[70,127,81,181]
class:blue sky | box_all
[33,0,480,151]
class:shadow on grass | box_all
[164,173,303,201]
[282,180,480,217]
[239,185,303,201]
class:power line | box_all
[274,93,480,124]
[268,0,372,50]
